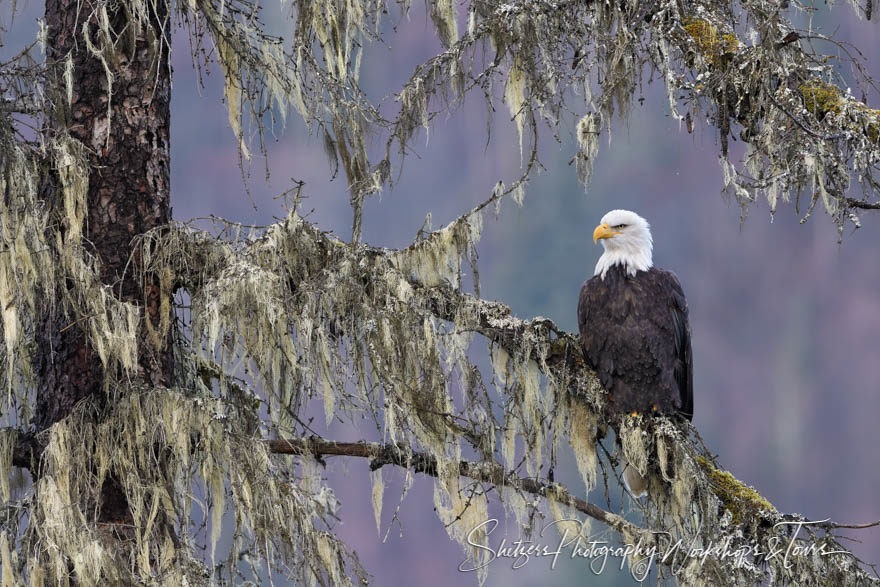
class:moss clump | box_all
[684,19,740,65]
[799,81,843,116]
[799,81,880,143]
[696,456,774,524]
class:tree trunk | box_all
[36,0,172,520]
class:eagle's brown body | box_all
[578,264,693,420]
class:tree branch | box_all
[268,437,640,538]
[845,197,880,210]
[269,436,880,583]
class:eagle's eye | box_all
[612,223,627,229]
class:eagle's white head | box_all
[593,209,653,279]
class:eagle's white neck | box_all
[594,236,653,279]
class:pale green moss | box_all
[800,81,843,115]
[799,81,880,143]
[697,456,774,524]
[684,19,740,65]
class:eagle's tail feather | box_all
[621,456,648,498]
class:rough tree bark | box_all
[35,0,172,520]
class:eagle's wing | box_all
[663,271,693,421]
[577,277,602,375]
[578,268,693,420]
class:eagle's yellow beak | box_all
[593,223,619,243]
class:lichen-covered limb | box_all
[419,283,587,374]
[672,10,880,226]
[385,1,880,231]
[269,436,879,583]
[696,455,774,525]
[680,18,880,149]
[130,204,878,583]
[162,0,880,244]
[269,437,641,539]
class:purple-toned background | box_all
[3,1,879,584]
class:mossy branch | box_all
[268,437,642,540]
[90,206,880,582]
[267,436,878,582]
[675,12,880,223]
[695,455,775,525]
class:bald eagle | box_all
[577,210,693,495]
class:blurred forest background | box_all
[4,0,880,584]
